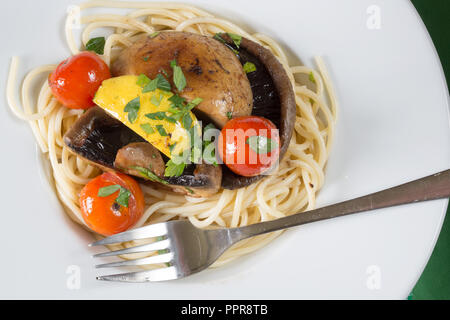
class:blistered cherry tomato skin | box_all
[79,172,144,236]
[48,51,110,109]
[218,116,280,177]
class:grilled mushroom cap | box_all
[111,31,253,128]
[218,34,296,189]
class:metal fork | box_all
[91,169,450,282]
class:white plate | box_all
[0,0,448,299]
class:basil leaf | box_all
[243,62,256,74]
[226,111,233,120]
[98,185,121,197]
[124,97,140,123]
[227,33,242,48]
[86,37,106,55]
[246,136,278,154]
[131,166,168,185]
[155,125,168,136]
[140,123,155,134]
[116,187,131,208]
[137,74,151,87]
[171,61,187,92]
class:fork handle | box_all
[230,169,450,242]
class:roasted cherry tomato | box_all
[48,51,111,109]
[79,171,145,236]
[218,116,280,177]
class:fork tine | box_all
[89,223,168,247]
[93,239,170,258]
[96,266,180,282]
[95,252,173,269]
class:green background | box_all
[409,0,449,300]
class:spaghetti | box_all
[7,0,338,268]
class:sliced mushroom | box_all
[64,107,222,197]
[114,142,165,178]
[111,31,253,128]
[165,163,222,198]
[63,106,145,170]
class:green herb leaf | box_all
[145,112,166,120]
[186,97,203,110]
[165,159,185,177]
[309,72,316,84]
[155,74,171,91]
[142,78,158,93]
[140,123,155,134]
[246,136,278,154]
[171,60,187,92]
[155,125,168,136]
[228,33,242,48]
[137,74,151,87]
[124,97,140,123]
[142,56,150,62]
[86,37,106,55]
[98,185,121,197]
[150,94,163,107]
[182,112,192,129]
[131,166,168,185]
[98,185,131,208]
[185,187,194,194]
[213,33,226,44]
[226,111,233,120]
[115,187,130,208]
[168,95,186,109]
[243,62,256,74]
[143,74,171,93]
[149,31,160,38]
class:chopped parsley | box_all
[86,37,106,55]
[131,166,168,185]
[140,123,155,134]
[137,74,151,87]
[243,62,256,74]
[227,33,242,48]
[170,59,187,92]
[164,159,185,177]
[143,74,171,93]
[98,185,131,208]
[124,97,140,123]
[226,111,233,120]
[155,124,168,136]
[150,94,164,107]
